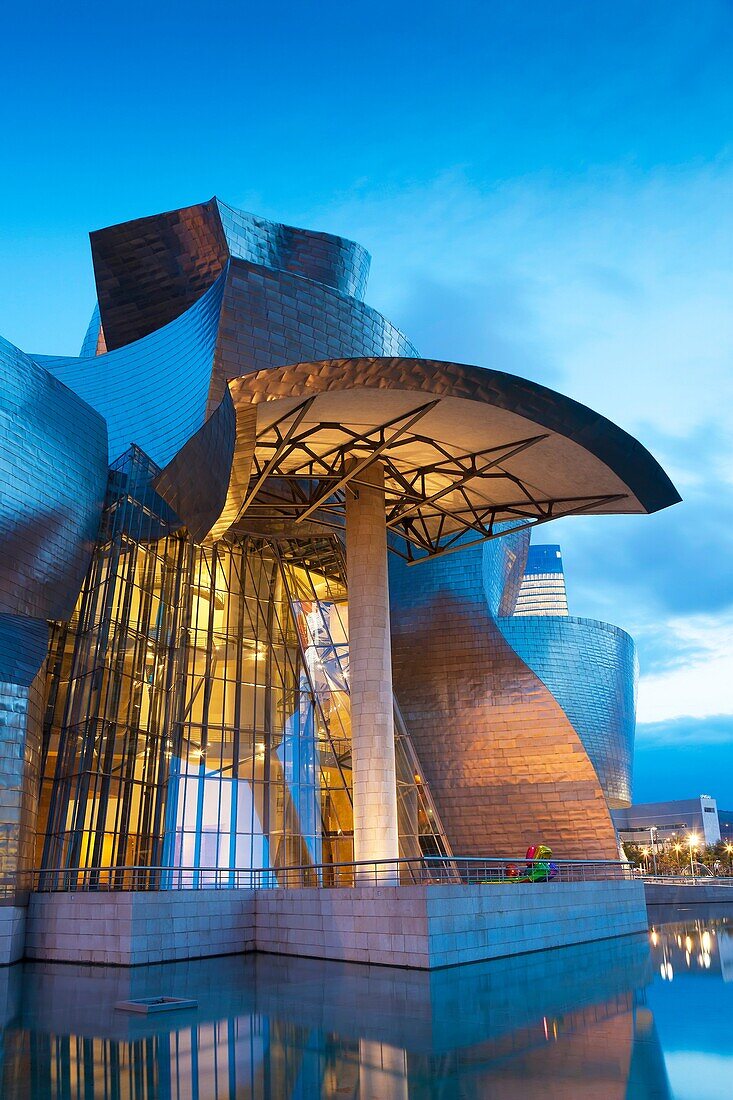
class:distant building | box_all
[612,796,722,847]
[514,544,569,616]
[718,809,733,843]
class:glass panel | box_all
[37,450,449,884]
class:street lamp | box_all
[687,833,699,884]
[649,827,659,876]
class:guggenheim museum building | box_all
[0,198,680,897]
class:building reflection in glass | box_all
[0,932,672,1099]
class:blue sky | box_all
[2,1,732,805]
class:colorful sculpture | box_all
[506,845,559,883]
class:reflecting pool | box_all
[0,906,730,1098]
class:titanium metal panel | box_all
[36,272,227,468]
[389,544,619,860]
[0,336,107,623]
[90,198,229,350]
[90,197,372,352]
[209,260,418,409]
[79,303,105,357]
[498,613,637,807]
[216,199,371,301]
[484,535,636,808]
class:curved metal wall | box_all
[0,339,107,898]
[483,534,637,808]
[40,200,415,469]
[216,199,371,302]
[36,272,227,468]
[496,614,637,808]
[389,545,619,860]
[0,336,108,623]
[89,198,229,350]
[209,258,417,410]
[79,303,104,357]
[88,197,372,353]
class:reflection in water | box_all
[650,910,733,983]
[647,909,733,1100]
[0,932,673,1098]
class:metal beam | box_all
[386,434,549,526]
[293,400,441,525]
[235,397,317,521]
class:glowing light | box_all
[651,930,659,946]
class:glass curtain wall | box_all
[37,450,448,883]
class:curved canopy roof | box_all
[155,356,680,562]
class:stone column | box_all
[345,461,400,871]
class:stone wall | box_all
[0,908,26,966]
[645,882,733,906]
[12,880,647,969]
[24,891,256,966]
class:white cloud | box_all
[299,161,733,444]
[637,611,733,723]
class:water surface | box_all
[1,905,730,1098]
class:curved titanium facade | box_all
[216,199,371,301]
[389,544,619,860]
[88,197,374,351]
[0,194,678,889]
[0,336,107,623]
[497,615,636,808]
[208,259,417,410]
[36,272,227,468]
[484,534,637,808]
[0,338,107,897]
[39,197,417,467]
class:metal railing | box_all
[1,855,631,900]
[641,873,733,887]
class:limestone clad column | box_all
[345,460,400,869]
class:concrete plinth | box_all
[345,461,399,867]
[15,880,648,969]
[0,907,26,965]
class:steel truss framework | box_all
[229,399,629,563]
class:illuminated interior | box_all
[37,448,448,882]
